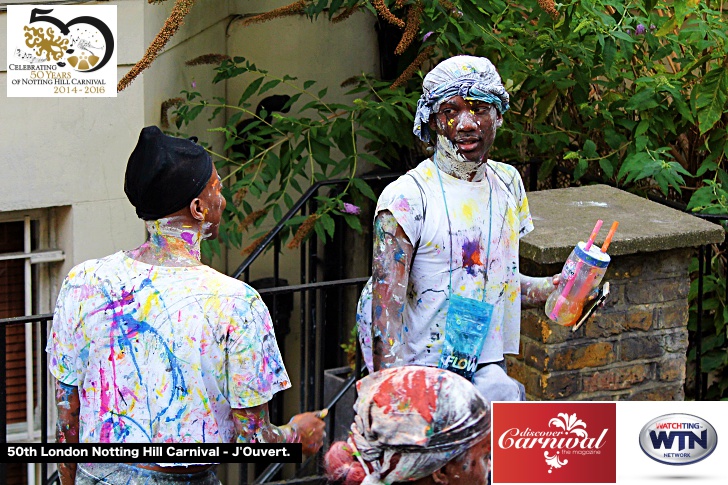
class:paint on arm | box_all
[520,273,557,308]
[232,404,298,443]
[371,210,414,371]
[55,380,79,485]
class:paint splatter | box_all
[462,239,483,276]
[47,251,290,447]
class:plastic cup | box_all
[545,241,611,326]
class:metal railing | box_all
[682,214,728,401]
[0,313,54,485]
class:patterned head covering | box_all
[347,366,490,485]
[413,55,510,143]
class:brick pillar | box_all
[514,185,723,401]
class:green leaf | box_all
[573,159,588,180]
[674,0,689,28]
[259,79,281,95]
[694,67,728,134]
[351,178,377,201]
[599,158,615,178]
[635,135,648,152]
[702,350,727,373]
[612,30,636,43]
[358,153,389,169]
[534,89,559,125]
[273,204,282,222]
[635,119,650,137]
[602,37,617,72]
[654,16,677,37]
[343,213,362,232]
[314,219,326,242]
[238,77,264,105]
[303,80,316,90]
[320,213,336,238]
[582,139,598,158]
[625,88,658,110]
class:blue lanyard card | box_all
[438,294,494,381]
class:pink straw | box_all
[583,219,604,251]
[549,220,603,321]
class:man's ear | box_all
[189,197,205,222]
[495,111,503,128]
[431,468,449,485]
[428,114,438,139]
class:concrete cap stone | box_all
[521,185,725,264]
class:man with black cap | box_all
[47,126,325,484]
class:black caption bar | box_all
[2,443,302,463]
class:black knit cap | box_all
[124,126,213,220]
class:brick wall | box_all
[510,248,691,401]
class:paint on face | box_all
[431,96,501,182]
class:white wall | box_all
[0,0,148,290]
[0,0,236,282]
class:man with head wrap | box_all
[359,56,557,403]
[47,127,325,485]
[325,366,491,485]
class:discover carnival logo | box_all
[492,403,616,483]
[6,5,116,97]
[639,413,718,466]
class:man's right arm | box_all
[232,404,326,455]
[371,210,414,371]
[54,380,79,485]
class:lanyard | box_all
[435,160,493,302]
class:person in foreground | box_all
[47,126,325,485]
[360,55,557,403]
[325,366,490,485]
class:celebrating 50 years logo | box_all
[6,5,116,97]
[492,403,616,483]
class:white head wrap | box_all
[346,366,490,485]
[413,55,510,143]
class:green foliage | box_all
[303,1,728,200]
[174,58,416,254]
[687,251,728,399]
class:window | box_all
[0,210,64,439]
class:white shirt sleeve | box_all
[374,174,425,247]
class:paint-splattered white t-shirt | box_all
[47,251,290,444]
[374,158,533,366]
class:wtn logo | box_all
[639,414,718,465]
[649,430,707,451]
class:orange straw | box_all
[600,221,619,253]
